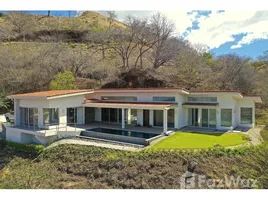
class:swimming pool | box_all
[80,127,162,146]
[85,127,158,139]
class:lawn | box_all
[150,131,248,149]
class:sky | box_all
[1,10,268,59]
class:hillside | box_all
[0,11,127,42]
[0,139,268,189]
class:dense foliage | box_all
[0,139,45,155]
[0,143,267,189]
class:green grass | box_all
[150,131,248,149]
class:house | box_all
[4,88,262,145]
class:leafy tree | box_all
[50,71,76,90]
[0,92,10,114]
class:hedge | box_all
[0,139,44,155]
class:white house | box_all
[4,88,262,145]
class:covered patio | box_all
[83,100,178,134]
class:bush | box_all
[241,134,251,141]
[0,139,8,149]
[7,141,45,155]
[260,126,268,142]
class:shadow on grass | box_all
[179,131,226,137]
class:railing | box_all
[3,122,78,135]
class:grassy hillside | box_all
[0,11,126,31]
[0,142,268,189]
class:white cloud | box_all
[185,11,268,49]
[92,10,268,50]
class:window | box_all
[43,108,59,125]
[188,97,217,102]
[20,107,38,127]
[241,108,253,124]
[153,97,175,102]
[101,96,137,101]
[154,110,163,126]
[221,109,232,127]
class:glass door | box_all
[67,108,77,124]
[188,108,199,127]
[209,109,216,128]
[201,109,209,127]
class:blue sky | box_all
[1,10,268,59]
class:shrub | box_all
[241,134,251,141]
[7,141,45,155]
[0,139,8,149]
[260,126,268,142]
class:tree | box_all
[4,12,36,42]
[0,92,10,114]
[50,71,76,90]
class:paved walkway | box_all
[248,127,263,145]
[47,138,142,152]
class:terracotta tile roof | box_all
[9,90,93,98]
[183,102,219,106]
[190,90,243,95]
[84,99,177,108]
[95,87,189,91]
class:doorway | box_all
[67,108,77,124]
[188,108,199,127]
[143,110,150,127]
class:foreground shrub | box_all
[260,126,268,142]
[0,139,8,149]
[6,141,45,155]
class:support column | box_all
[163,109,168,133]
[198,108,202,127]
[122,108,125,129]
[127,108,131,124]
[252,104,255,128]
[14,99,20,126]
[149,110,154,126]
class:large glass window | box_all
[202,109,209,127]
[241,108,253,124]
[188,97,217,102]
[43,108,59,125]
[209,109,217,128]
[154,110,163,126]
[131,109,137,125]
[153,97,176,102]
[20,107,38,127]
[101,108,109,122]
[101,96,137,101]
[101,108,127,123]
[221,109,232,127]
[67,108,77,124]
[168,109,175,128]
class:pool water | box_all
[85,127,158,139]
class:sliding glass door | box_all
[20,107,38,127]
[188,108,199,127]
[101,108,127,124]
[188,108,216,128]
[202,109,209,127]
[209,109,216,128]
[202,108,216,128]
[67,108,77,124]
